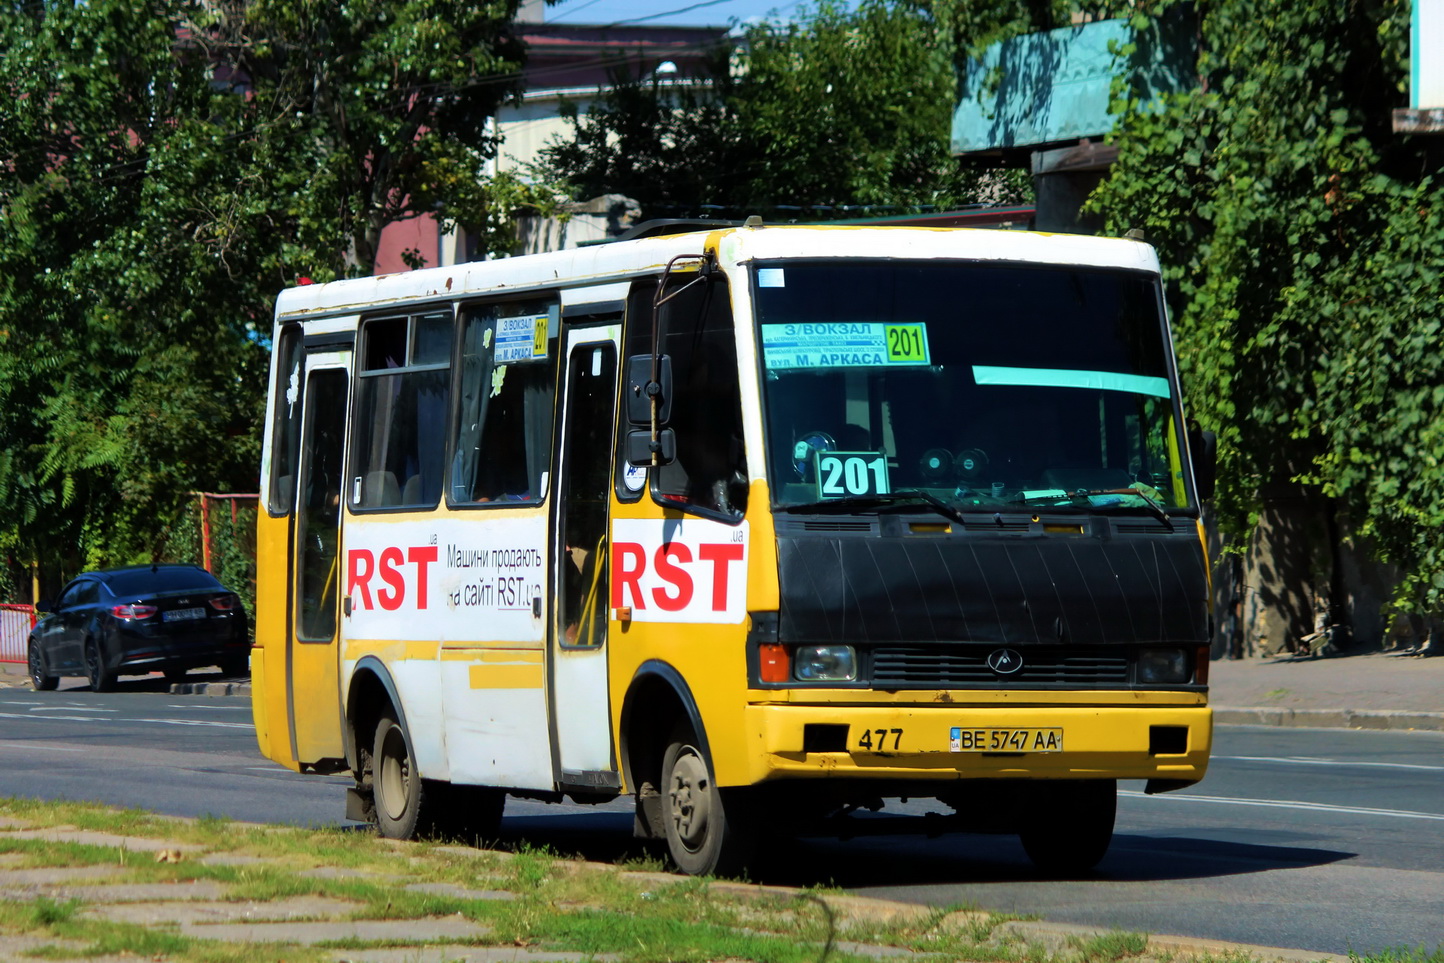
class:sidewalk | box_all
[5,649,1443,730]
[0,806,1347,963]
[1209,650,1444,731]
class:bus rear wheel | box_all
[661,724,755,877]
[372,711,436,840]
[1018,779,1116,875]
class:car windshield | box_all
[754,259,1193,514]
[104,568,223,597]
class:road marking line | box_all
[26,706,116,713]
[0,711,252,729]
[165,704,247,711]
[1121,789,1444,821]
[0,742,84,751]
[1215,754,1444,772]
[0,711,119,722]
[130,718,254,730]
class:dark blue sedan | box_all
[27,565,249,691]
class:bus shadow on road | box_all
[750,831,1353,887]
[468,815,1353,886]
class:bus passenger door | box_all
[288,356,350,767]
[550,327,620,787]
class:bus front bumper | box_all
[741,702,1211,786]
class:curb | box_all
[1214,706,1444,732]
[996,919,1348,963]
[170,681,252,697]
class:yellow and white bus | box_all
[252,223,1215,876]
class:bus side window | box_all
[627,274,747,521]
[351,312,452,511]
[267,325,305,516]
[450,301,558,506]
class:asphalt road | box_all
[1,683,1441,956]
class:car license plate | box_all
[163,607,206,623]
[950,727,1063,752]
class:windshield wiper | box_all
[782,489,968,525]
[1011,488,1174,530]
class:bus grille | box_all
[871,645,1131,687]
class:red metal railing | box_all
[0,603,37,664]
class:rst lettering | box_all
[651,543,693,612]
[697,543,744,610]
[610,541,745,616]
[347,545,438,611]
[609,519,749,624]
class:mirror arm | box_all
[647,254,710,466]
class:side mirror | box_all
[624,354,672,427]
[625,427,677,467]
[1189,428,1217,500]
[624,353,676,468]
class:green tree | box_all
[0,0,536,591]
[1089,0,1444,623]
[540,0,1029,219]
[211,0,533,273]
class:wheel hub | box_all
[668,748,712,849]
[377,728,410,822]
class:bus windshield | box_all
[754,259,1194,515]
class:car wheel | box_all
[1018,779,1116,875]
[372,711,438,840]
[84,638,116,693]
[28,641,57,691]
[661,722,756,877]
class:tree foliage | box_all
[1087,0,1443,615]
[540,0,1030,219]
[203,0,530,272]
[0,0,532,590]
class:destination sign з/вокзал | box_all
[762,322,930,369]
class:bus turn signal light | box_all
[759,643,790,683]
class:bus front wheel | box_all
[1017,779,1116,875]
[661,724,755,877]
[373,711,435,840]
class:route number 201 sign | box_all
[815,451,891,498]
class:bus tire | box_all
[1018,779,1116,875]
[372,711,436,840]
[661,723,755,877]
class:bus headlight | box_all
[1137,647,1190,684]
[792,645,857,682]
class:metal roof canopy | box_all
[951,11,1195,163]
